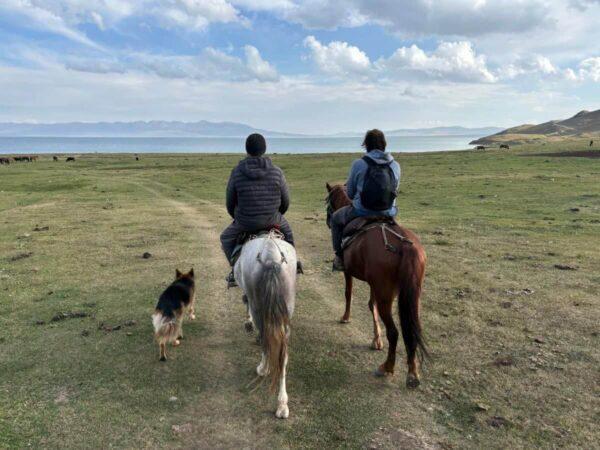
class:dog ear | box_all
[189,268,194,278]
[326,182,332,192]
[175,269,182,278]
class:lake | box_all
[0,135,480,154]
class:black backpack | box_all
[360,156,397,211]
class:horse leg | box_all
[275,353,289,419]
[369,290,383,351]
[374,298,398,376]
[243,295,254,333]
[340,272,353,323]
[398,281,424,389]
[256,352,269,376]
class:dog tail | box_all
[152,312,178,343]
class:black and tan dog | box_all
[152,269,196,361]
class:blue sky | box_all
[0,0,599,134]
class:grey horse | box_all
[234,231,297,419]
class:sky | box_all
[0,0,599,134]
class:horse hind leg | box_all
[340,272,353,323]
[256,352,269,377]
[398,281,425,389]
[374,297,398,377]
[369,290,383,351]
[243,295,254,333]
[275,353,289,419]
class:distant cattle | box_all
[30,155,38,162]
[135,156,139,161]
[53,156,59,161]
[13,156,33,162]
[476,145,485,150]
[0,157,10,165]
[500,144,510,149]
[66,157,75,162]
[590,140,594,147]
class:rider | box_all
[330,129,400,271]
[220,133,301,285]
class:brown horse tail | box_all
[398,268,429,363]
[255,260,289,392]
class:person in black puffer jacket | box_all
[220,134,301,286]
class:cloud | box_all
[377,41,497,83]
[303,35,371,76]
[265,0,551,36]
[304,37,496,83]
[63,46,279,82]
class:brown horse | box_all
[326,183,427,387]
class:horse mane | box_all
[329,184,351,209]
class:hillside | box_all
[470,109,600,145]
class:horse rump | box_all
[254,260,289,391]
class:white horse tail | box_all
[255,259,289,391]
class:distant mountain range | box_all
[471,109,600,145]
[0,121,300,138]
[0,121,501,138]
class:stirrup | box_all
[226,271,238,288]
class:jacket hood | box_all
[365,149,394,165]
[239,156,273,179]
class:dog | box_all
[152,268,196,361]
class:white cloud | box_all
[576,57,600,82]
[377,41,496,83]
[63,46,279,82]
[303,35,371,76]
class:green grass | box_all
[0,141,598,449]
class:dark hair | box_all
[245,133,267,156]
[362,129,387,152]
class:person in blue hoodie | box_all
[330,129,401,271]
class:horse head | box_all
[325,182,351,228]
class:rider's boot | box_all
[332,255,345,272]
[226,271,237,288]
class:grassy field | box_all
[0,141,598,449]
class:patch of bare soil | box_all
[366,427,441,450]
[525,150,600,158]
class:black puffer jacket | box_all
[225,156,290,230]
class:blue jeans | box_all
[331,206,358,257]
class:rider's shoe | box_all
[226,271,238,288]
[332,255,345,272]
[296,260,304,274]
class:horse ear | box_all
[176,269,182,278]
[326,182,332,192]
[189,268,194,278]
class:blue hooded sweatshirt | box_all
[346,149,400,217]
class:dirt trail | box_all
[127,180,282,448]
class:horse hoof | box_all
[339,317,350,324]
[371,340,383,351]
[373,367,393,378]
[406,374,421,389]
[275,404,289,419]
[159,356,166,362]
[244,321,254,333]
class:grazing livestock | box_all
[476,145,485,150]
[66,157,75,162]
[500,144,510,149]
[30,155,38,162]
[53,156,59,161]
[0,157,10,165]
[135,156,140,161]
[590,140,594,147]
[13,156,31,162]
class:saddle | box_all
[231,226,282,262]
[341,216,412,252]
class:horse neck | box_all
[332,189,351,211]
